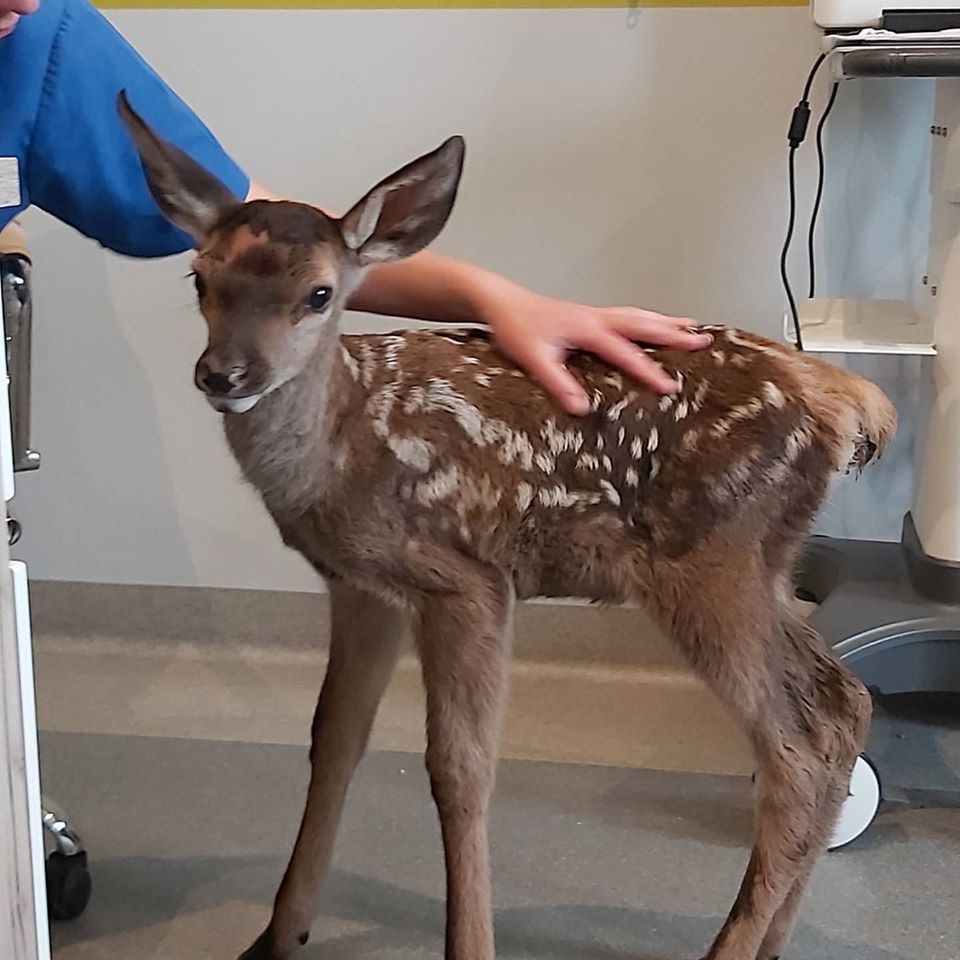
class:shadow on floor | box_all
[40,731,953,960]
[51,856,917,960]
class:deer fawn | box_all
[120,92,895,960]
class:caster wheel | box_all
[46,851,92,920]
[828,754,881,851]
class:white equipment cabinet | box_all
[0,267,50,960]
[794,0,960,847]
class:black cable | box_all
[781,52,831,352]
[781,146,802,349]
[808,82,840,299]
[802,52,828,102]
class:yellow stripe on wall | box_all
[97,0,805,9]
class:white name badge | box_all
[0,157,22,208]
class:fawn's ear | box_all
[340,136,465,265]
[117,90,239,243]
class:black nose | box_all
[196,359,249,395]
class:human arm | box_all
[245,182,710,413]
[20,0,248,258]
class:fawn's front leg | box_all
[240,581,405,960]
[416,576,513,960]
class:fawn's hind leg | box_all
[649,552,851,960]
[755,614,872,960]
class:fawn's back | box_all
[222,320,895,608]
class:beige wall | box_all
[12,7,931,589]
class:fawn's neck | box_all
[223,329,358,518]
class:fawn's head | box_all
[118,92,465,413]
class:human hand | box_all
[477,284,712,415]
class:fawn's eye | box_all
[191,271,207,298]
[307,286,333,312]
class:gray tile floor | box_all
[38,695,960,960]
[27,596,960,960]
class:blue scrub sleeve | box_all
[27,0,249,258]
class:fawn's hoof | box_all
[238,929,283,960]
[238,926,310,960]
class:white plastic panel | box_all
[9,560,50,960]
[0,293,15,503]
[813,0,960,30]
[813,0,883,30]
[783,298,936,355]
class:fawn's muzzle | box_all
[195,352,264,414]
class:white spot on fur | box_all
[434,329,481,345]
[460,473,502,512]
[596,435,605,452]
[475,373,492,388]
[618,427,626,447]
[763,381,786,409]
[388,435,434,473]
[649,455,660,480]
[625,466,639,487]
[577,452,600,471]
[591,390,604,411]
[710,398,764,439]
[599,480,621,506]
[539,485,604,509]
[464,356,481,366]
[340,345,360,381]
[539,485,570,507]
[358,341,377,388]
[541,421,583,457]
[542,420,565,455]
[711,350,726,366]
[674,399,689,421]
[658,395,673,413]
[691,379,710,411]
[498,432,535,471]
[602,455,612,472]
[416,464,461,506]
[607,398,629,422]
[382,335,406,370]
[784,419,814,462]
[516,482,535,512]
[535,451,556,474]
[725,329,780,357]
[630,437,644,459]
[368,381,401,439]
[647,427,659,452]
[423,378,484,441]
[422,378,535,471]
[403,386,426,415]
